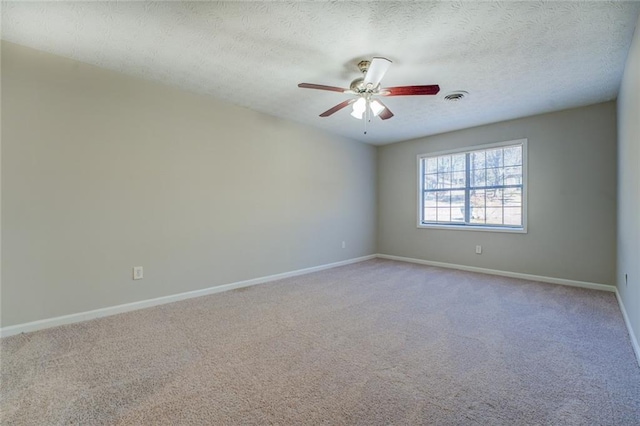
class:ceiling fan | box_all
[298,57,440,124]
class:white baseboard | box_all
[376,254,616,292]
[615,289,640,367]
[0,254,376,338]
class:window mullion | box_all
[464,153,471,223]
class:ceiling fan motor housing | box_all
[350,77,368,93]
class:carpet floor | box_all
[1,259,639,425]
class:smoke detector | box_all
[444,91,469,101]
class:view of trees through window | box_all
[420,142,524,228]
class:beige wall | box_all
[378,102,617,285]
[0,42,377,327]
[617,15,640,348]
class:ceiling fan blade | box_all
[375,100,394,120]
[319,99,356,117]
[363,57,392,88]
[298,83,348,93]
[381,85,440,96]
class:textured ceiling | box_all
[2,1,640,145]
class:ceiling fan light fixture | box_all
[298,56,440,126]
[370,99,385,116]
[351,97,366,119]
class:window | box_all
[418,139,526,232]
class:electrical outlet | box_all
[625,273,628,287]
[133,266,143,280]
[341,241,346,249]
[475,245,482,254]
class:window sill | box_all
[417,223,527,233]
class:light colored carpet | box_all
[1,259,639,425]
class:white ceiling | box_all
[2,1,639,145]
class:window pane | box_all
[437,172,449,189]
[424,207,437,222]
[485,148,503,168]
[437,190,451,205]
[424,157,438,173]
[472,151,485,169]
[470,189,485,223]
[426,158,438,173]
[504,166,522,185]
[425,173,438,190]
[486,189,503,206]
[504,146,522,166]
[470,189,485,205]
[470,207,485,223]
[485,206,503,225]
[504,188,521,206]
[504,207,522,226]
[471,168,485,188]
[452,154,466,171]
[424,192,437,207]
[451,190,465,222]
[452,171,466,188]
[451,190,465,205]
[438,156,451,173]
[437,207,451,222]
[486,168,503,186]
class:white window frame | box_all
[417,138,528,233]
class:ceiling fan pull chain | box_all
[364,101,368,135]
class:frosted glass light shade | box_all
[351,97,366,119]
[370,100,385,116]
